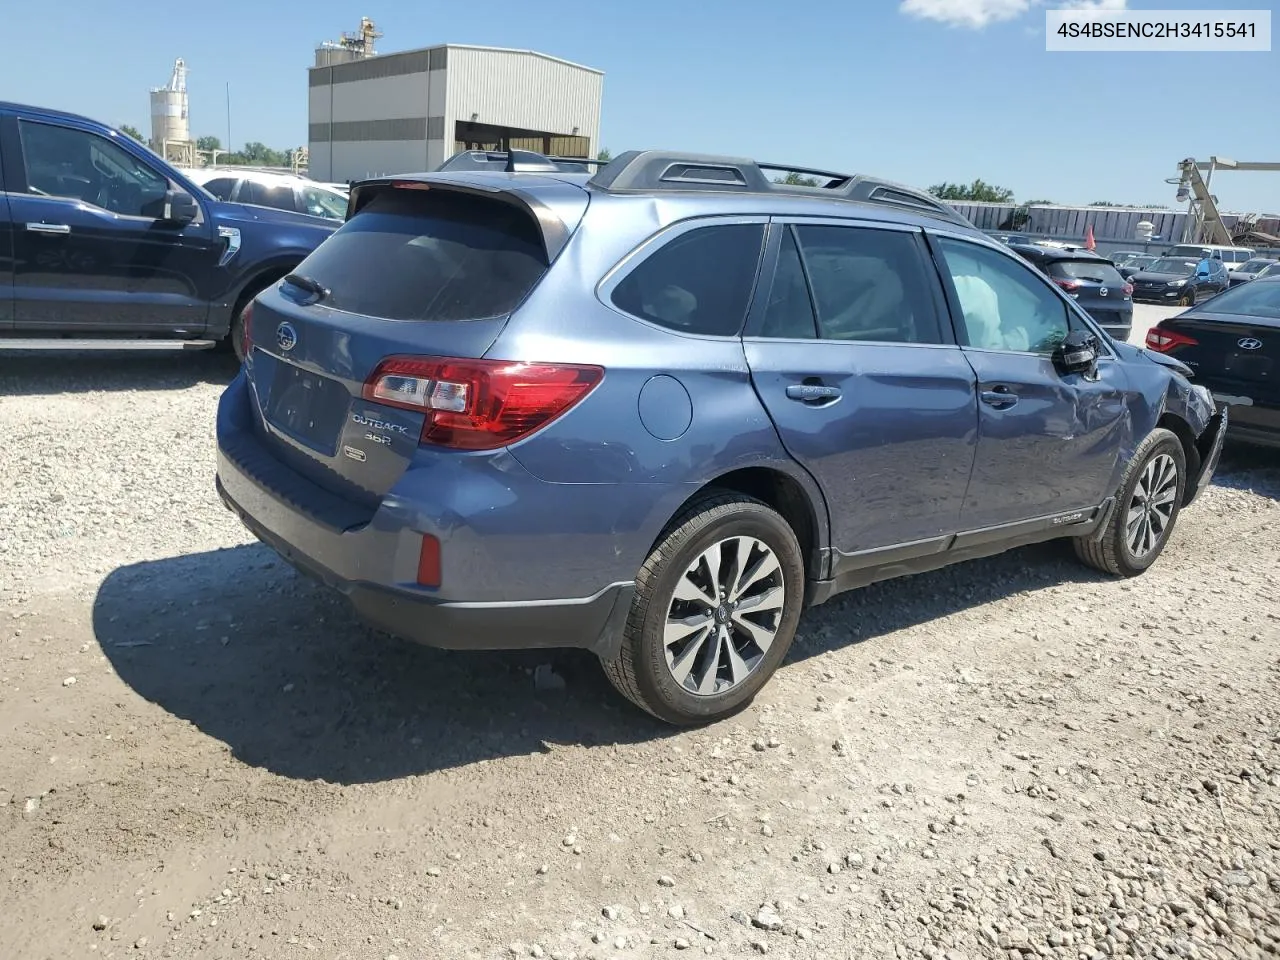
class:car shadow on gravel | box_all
[1213,443,1280,499]
[93,535,1109,785]
[0,351,239,395]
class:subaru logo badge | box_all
[1237,337,1262,351]
[276,322,298,352]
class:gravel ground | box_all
[2,326,1279,960]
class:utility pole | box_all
[226,82,232,156]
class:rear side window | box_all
[611,224,764,336]
[202,177,237,200]
[292,189,548,322]
[1048,260,1124,284]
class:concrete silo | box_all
[150,59,194,165]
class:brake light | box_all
[1054,278,1082,292]
[1145,326,1198,352]
[1123,283,1133,296]
[240,301,254,359]
[363,356,604,450]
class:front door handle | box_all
[26,222,71,235]
[980,386,1019,408]
[786,382,842,404]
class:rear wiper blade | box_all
[284,273,330,301]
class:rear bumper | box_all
[1222,402,1280,449]
[214,373,642,657]
[216,470,633,654]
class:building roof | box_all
[307,43,602,76]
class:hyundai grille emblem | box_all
[276,322,298,352]
[1237,337,1263,351]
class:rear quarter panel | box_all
[485,201,832,579]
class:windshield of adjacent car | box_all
[1238,259,1276,274]
[1197,279,1280,318]
[1049,261,1124,284]
[1145,259,1196,275]
[299,184,348,220]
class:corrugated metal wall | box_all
[445,47,602,157]
[950,201,1280,244]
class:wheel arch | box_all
[1156,412,1202,505]
[653,464,830,581]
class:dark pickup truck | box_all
[0,102,337,359]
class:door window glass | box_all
[758,228,818,338]
[937,238,1071,354]
[240,180,297,213]
[19,121,169,218]
[794,225,942,343]
[201,177,237,200]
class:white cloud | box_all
[900,0,1126,29]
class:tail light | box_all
[363,356,604,451]
[240,301,254,359]
[1122,283,1134,296]
[1146,326,1198,352]
[1054,278,1082,292]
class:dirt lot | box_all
[3,314,1279,960]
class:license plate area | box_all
[1223,353,1272,381]
[264,360,350,454]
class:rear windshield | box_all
[1048,261,1124,284]
[1193,280,1280,319]
[290,189,548,322]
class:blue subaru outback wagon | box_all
[215,149,1226,725]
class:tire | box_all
[601,491,806,726]
[229,301,250,364]
[1073,427,1186,577]
[1179,289,1195,307]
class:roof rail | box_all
[586,150,973,228]
[435,149,600,174]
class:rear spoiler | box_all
[344,175,577,261]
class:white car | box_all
[181,168,348,222]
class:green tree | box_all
[928,179,1015,203]
[197,135,222,152]
[596,148,612,163]
[774,172,820,187]
[1023,199,1054,206]
[119,124,146,143]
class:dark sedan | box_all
[1129,256,1229,306]
[1146,276,1280,448]
[1228,257,1279,286]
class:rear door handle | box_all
[980,386,1019,408]
[786,383,842,404]
[26,222,71,235]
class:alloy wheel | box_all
[1126,453,1179,559]
[663,537,786,696]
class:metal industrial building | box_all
[307,26,603,183]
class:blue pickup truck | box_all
[0,102,337,358]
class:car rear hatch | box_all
[1045,259,1131,327]
[241,177,589,507]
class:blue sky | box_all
[2,0,1276,210]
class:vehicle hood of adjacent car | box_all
[1131,271,1192,283]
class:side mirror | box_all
[1054,330,1100,379]
[163,190,198,224]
